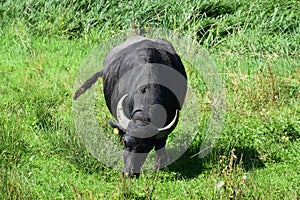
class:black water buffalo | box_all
[74,36,187,177]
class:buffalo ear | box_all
[108,120,126,140]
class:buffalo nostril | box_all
[144,117,151,123]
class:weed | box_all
[214,148,248,199]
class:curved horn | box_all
[157,110,178,131]
[117,94,130,129]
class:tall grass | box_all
[1,0,299,46]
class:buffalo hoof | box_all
[122,171,140,179]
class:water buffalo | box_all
[74,35,187,177]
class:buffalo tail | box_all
[73,71,103,100]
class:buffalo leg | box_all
[154,147,169,170]
[154,138,169,170]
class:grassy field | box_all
[1,0,299,199]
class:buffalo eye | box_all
[141,86,147,94]
[124,135,134,150]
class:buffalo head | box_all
[109,92,179,178]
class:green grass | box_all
[1,0,300,199]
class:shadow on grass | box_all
[42,121,265,179]
[166,146,265,179]
[50,128,265,179]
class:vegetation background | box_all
[0,0,299,199]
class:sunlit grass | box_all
[1,0,299,199]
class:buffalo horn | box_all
[157,110,178,131]
[117,94,130,129]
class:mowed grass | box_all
[1,0,300,199]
